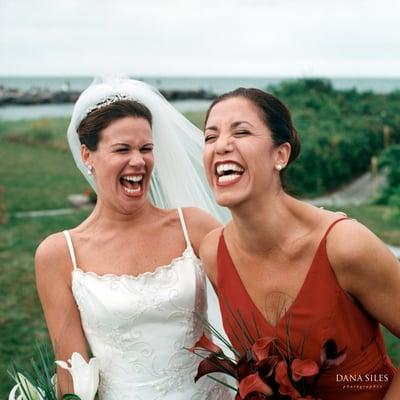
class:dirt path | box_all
[305,172,399,257]
[306,172,386,207]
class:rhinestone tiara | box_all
[84,93,136,117]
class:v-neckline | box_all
[220,232,326,331]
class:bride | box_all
[35,78,232,399]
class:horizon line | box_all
[1,74,400,79]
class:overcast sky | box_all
[1,0,399,77]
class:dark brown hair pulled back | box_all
[205,88,301,166]
[77,99,152,151]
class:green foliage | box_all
[0,141,87,212]
[379,145,400,187]
[183,111,206,129]
[385,328,400,368]
[267,79,400,196]
[0,212,90,399]
[1,84,400,397]
[0,185,6,224]
[0,118,70,150]
[330,204,400,246]
[9,343,57,400]
[377,145,400,216]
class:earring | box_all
[276,164,284,171]
[86,165,93,175]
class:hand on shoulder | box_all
[199,226,223,288]
[181,207,221,256]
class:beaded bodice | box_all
[64,209,231,400]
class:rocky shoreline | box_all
[0,85,216,106]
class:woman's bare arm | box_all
[182,207,222,258]
[35,233,88,397]
[199,227,223,289]
[327,220,400,398]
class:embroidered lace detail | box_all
[72,246,194,281]
[72,247,232,400]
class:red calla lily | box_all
[275,360,301,399]
[320,339,347,369]
[194,354,237,382]
[239,372,273,398]
[189,334,223,355]
[291,358,319,381]
[251,337,275,362]
[257,355,279,378]
[237,349,257,380]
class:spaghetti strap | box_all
[63,230,78,270]
[177,208,191,249]
[323,216,349,240]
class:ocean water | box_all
[1,76,400,93]
[0,76,399,121]
[0,100,213,121]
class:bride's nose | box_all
[129,150,146,167]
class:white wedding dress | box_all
[63,208,232,400]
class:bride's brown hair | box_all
[77,100,152,151]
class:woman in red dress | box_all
[200,88,400,399]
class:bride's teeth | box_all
[123,187,141,193]
[120,175,143,194]
[122,175,143,182]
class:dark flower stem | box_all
[207,375,238,391]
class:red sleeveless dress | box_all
[217,218,396,399]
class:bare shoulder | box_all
[200,226,223,261]
[325,218,398,294]
[326,218,389,266]
[199,226,223,286]
[182,207,221,230]
[181,207,221,255]
[35,231,72,285]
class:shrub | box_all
[267,79,400,196]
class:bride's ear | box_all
[81,144,92,166]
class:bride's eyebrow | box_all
[110,142,153,148]
[204,125,218,132]
[111,143,130,147]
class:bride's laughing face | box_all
[203,97,285,208]
[82,116,154,213]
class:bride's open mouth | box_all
[215,161,245,186]
[119,174,145,196]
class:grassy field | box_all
[0,116,399,397]
[332,205,400,246]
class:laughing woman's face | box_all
[203,97,284,208]
[82,116,154,214]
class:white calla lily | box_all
[56,352,99,400]
[8,373,44,400]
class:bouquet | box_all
[189,318,346,400]
[8,344,99,400]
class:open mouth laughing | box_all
[215,161,245,186]
[120,174,144,196]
